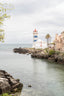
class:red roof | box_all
[33,29,37,32]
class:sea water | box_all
[0,44,64,96]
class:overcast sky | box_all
[1,0,64,44]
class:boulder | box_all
[0,78,11,94]
[28,85,32,88]
[0,70,23,94]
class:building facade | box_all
[54,32,64,51]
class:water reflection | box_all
[32,58,38,74]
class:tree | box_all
[0,3,12,42]
[45,33,51,47]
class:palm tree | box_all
[45,34,51,47]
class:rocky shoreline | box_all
[0,70,23,94]
[13,48,64,64]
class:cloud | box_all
[13,0,64,15]
[1,0,64,43]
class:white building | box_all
[32,29,47,49]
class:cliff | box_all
[13,48,64,64]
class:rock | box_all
[13,48,29,54]
[16,79,20,82]
[28,85,32,88]
[13,88,17,92]
[13,48,43,54]
[26,53,29,55]
[0,78,11,94]
[0,70,23,94]
[13,48,64,64]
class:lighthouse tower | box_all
[33,29,38,48]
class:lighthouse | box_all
[33,29,38,48]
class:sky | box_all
[1,0,64,44]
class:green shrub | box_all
[1,93,12,96]
[49,49,55,55]
[62,53,64,56]
[55,51,60,55]
[44,48,49,53]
